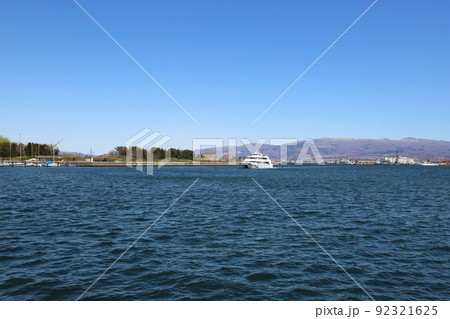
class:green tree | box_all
[152,147,166,160]
[115,146,127,156]
[0,136,10,158]
[169,148,181,159]
[0,144,8,158]
[109,146,194,162]
[0,135,9,144]
[0,139,58,159]
[180,149,193,160]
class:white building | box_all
[384,156,415,164]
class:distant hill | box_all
[61,151,90,157]
[201,138,450,161]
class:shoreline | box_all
[1,161,449,167]
[1,161,240,167]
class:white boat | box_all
[12,162,25,167]
[44,161,60,167]
[420,161,439,166]
[241,151,273,169]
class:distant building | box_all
[222,153,235,161]
[384,156,415,164]
[357,160,376,165]
[203,150,217,161]
[36,155,56,162]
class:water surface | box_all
[0,165,448,300]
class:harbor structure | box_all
[384,156,415,165]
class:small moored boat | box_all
[43,161,60,167]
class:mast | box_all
[52,139,63,162]
[19,133,22,160]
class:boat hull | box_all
[247,162,273,169]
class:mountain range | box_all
[202,138,450,161]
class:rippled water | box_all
[0,165,449,300]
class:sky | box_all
[1,0,449,154]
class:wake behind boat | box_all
[241,151,273,169]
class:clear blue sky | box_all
[1,0,449,154]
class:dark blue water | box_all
[0,165,448,300]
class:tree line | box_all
[114,146,193,160]
[0,136,59,159]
